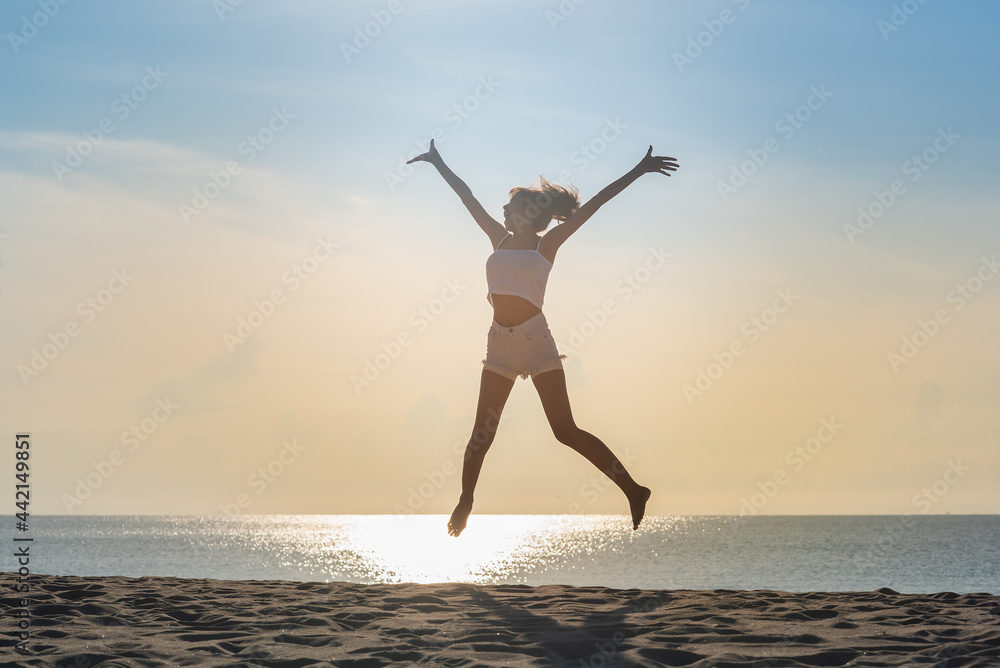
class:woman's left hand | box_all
[636,146,679,176]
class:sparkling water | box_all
[12,514,999,593]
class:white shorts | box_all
[481,312,566,381]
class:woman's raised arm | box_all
[407,139,505,243]
[543,146,679,252]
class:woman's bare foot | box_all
[628,486,652,530]
[447,500,473,537]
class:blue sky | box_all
[2,0,998,517]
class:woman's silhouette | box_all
[407,140,679,536]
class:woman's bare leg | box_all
[448,368,516,536]
[531,368,651,529]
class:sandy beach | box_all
[6,573,999,667]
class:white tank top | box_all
[485,235,552,309]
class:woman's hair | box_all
[509,176,580,232]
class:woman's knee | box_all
[551,423,581,445]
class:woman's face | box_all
[503,192,537,233]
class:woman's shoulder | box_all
[491,232,512,251]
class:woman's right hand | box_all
[406,138,441,165]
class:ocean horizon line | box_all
[26,511,1000,517]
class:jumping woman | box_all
[407,139,679,537]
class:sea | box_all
[12,514,1000,594]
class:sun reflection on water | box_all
[33,515,1000,592]
[305,514,645,584]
